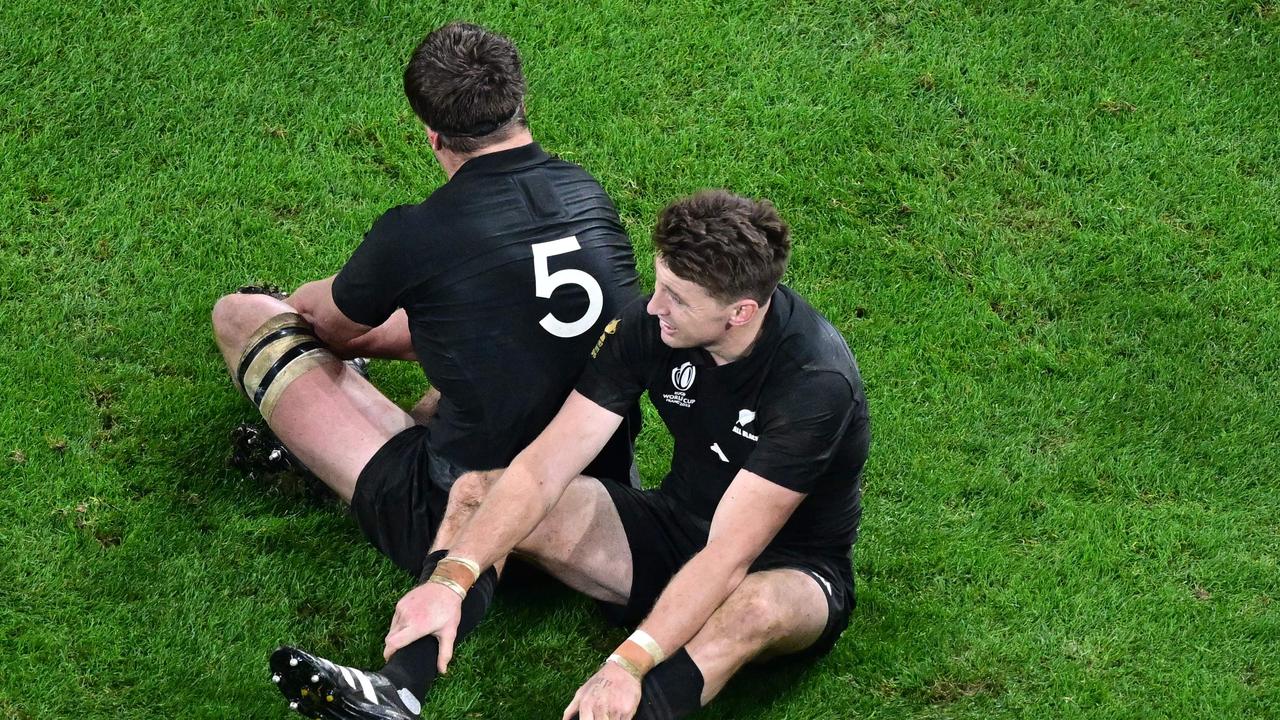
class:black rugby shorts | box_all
[350,425,460,576]
[596,480,854,660]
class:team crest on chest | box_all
[662,361,697,408]
[732,408,758,441]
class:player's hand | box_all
[382,581,464,672]
[562,661,642,720]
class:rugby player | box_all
[210,21,641,715]
[271,191,870,719]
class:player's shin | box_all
[379,549,500,702]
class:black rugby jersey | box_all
[575,286,870,560]
[332,143,641,475]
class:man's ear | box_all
[426,127,442,152]
[727,299,760,327]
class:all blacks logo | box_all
[670,362,697,391]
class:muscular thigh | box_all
[215,293,415,502]
[514,476,632,605]
[267,363,415,502]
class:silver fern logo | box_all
[671,362,697,391]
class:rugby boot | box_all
[236,283,290,300]
[230,421,309,477]
[270,646,421,719]
[229,422,334,504]
[345,356,371,379]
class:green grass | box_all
[2,1,1278,718]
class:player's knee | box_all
[716,581,787,648]
[211,293,287,352]
[512,477,594,558]
[449,470,494,513]
[211,293,247,351]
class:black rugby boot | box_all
[270,646,421,719]
[228,422,335,504]
[236,283,290,300]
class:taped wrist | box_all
[426,555,481,599]
[608,629,666,681]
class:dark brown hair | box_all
[403,22,528,153]
[652,190,791,303]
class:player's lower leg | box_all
[271,551,499,718]
[378,549,499,702]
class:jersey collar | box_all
[452,142,549,178]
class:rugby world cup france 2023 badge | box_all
[662,361,697,408]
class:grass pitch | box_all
[2,1,1277,718]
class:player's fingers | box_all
[437,627,457,674]
[585,694,610,720]
[561,690,582,720]
[382,626,417,662]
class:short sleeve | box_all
[574,297,656,415]
[743,371,857,494]
[332,206,413,327]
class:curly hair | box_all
[403,22,528,153]
[652,190,791,303]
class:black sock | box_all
[379,549,499,702]
[634,648,705,720]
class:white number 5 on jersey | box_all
[532,236,604,338]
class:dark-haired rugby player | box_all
[210,22,641,716]
[271,190,870,719]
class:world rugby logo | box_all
[670,362,696,391]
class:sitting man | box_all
[211,21,641,714]
[272,190,871,720]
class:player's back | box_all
[335,143,640,472]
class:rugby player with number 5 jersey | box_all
[209,22,642,719]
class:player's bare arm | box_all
[285,275,370,351]
[635,469,805,655]
[563,469,805,720]
[284,275,418,360]
[381,390,625,668]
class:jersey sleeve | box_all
[743,371,858,494]
[331,206,414,327]
[574,297,654,415]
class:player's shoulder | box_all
[371,196,443,232]
[533,146,597,175]
[590,296,659,357]
[611,295,659,339]
[769,286,861,389]
[776,286,855,358]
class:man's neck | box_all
[438,130,536,179]
[705,300,771,366]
